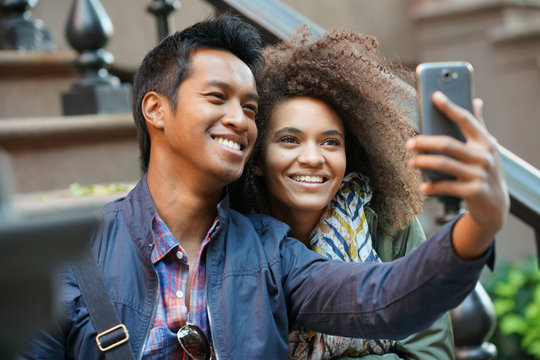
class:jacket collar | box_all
[120,173,157,261]
[120,174,231,261]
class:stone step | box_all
[13,182,134,217]
[0,51,79,118]
[0,113,141,195]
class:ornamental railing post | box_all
[0,0,54,50]
[147,0,180,42]
[62,0,131,115]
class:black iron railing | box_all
[500,145,540,259]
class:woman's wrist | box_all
[451,212,497,260]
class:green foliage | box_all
[68,183,130,197]
[483,257,540,359]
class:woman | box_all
[230,28,454,359]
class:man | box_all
[20,14,506,359]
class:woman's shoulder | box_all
[369,208,426,261]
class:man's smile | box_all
[213,136,242,151]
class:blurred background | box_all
[4,0,538,263]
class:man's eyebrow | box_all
[206,80,259,102]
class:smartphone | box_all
[416,61,474,182]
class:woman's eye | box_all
[323,138,341,146]
[278,136,298,144]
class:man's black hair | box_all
[132,13,264,172]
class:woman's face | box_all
[258,97,347,217]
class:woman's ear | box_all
[142,91,167,130]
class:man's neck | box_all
[147,167,223,248]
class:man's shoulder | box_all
[91,177,154,250]
[100,177,153,216]
[247,213,290,238]
[100,195,127,215]
[228,210,291,242]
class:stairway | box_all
[0,51,140,216]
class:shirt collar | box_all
[151,211,179,264]
[151,195,227,264]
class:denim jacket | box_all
[19,175,492,359]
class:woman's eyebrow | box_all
[273,128,344,137]
[322,129,344,137]
[274,127,302,134]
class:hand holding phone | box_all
[416,61,473,182]
[408,62,509,260]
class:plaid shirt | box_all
[143,211,220,359]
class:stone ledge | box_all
[410,0,540,20]
[489,22,540,43]
[13,183,134,216]
[0,113,135,149]
[0,50,78,77]
[0,113,140,194]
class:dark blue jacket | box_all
[20,176,492,359]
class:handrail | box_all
[499,145,540,259]
[202,0,325,43]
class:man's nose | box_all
[222,102,248,132]
[298,142,325,167]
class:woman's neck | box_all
[271,206,324,246]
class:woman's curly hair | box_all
[230,27,424,231]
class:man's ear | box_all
[142,91,167,130]
[255,158,264,176]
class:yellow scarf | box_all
[289,173,396,360]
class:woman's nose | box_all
[298,143,324,167]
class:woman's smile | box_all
[258,96,347,219]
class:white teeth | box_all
[215,137,240,150]
[292,176,324,183]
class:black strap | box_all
[71,248,135,360]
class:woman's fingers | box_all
[472,98,486,127]
[409,153,486,181]
[419,178,487,198]
[406,135,492,168]
[431,92,487,141]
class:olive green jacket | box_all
[347,207,455,360]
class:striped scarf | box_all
[288,173,396,360]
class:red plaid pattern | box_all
[142,211,219,359]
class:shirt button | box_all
[176,290,184,299]
[176,251,184,260]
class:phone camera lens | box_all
[442,69,451,79]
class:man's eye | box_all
[209,93,225,100]
[243,105,258,115]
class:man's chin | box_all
[212,167,244,187]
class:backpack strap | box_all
[71,248,135,360]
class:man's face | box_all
[160,48,258,188]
